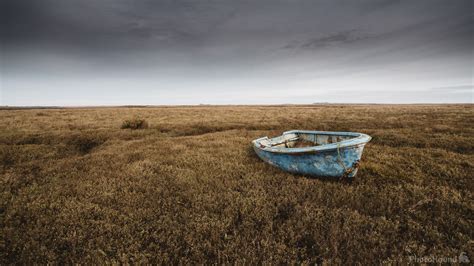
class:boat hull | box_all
[252,130,371,178]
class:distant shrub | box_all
[121,118,149,130]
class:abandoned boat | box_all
[252,130,372,178]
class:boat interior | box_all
[258,132,357,148]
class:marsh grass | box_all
[0,105,473,264]
[121,118,149,130]
[66,133,107,154]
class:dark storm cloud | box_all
[2,0,467,48]
[1,0,237,52]
[283,30,372,49]
[2,0,472,55]
[1,0,473,105]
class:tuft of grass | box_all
[121,118,149,130]
[0,146,15,170]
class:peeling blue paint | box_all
[252,130,372,178]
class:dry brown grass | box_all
[121,118,149,130]
[1,105,473,264]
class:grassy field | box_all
[1,105,473,264]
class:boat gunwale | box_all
[252,130,372,154]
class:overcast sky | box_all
[1,0,473,105]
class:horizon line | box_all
[1,102,473,110]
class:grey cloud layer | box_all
[1,0,472,105]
